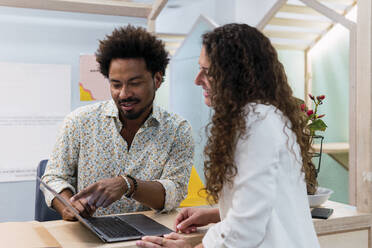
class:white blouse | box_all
[202,103,320,248]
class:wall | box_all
[169,17,217,183]
[235,0,277,26]
[0,6,146,222]
[156,0,216,34]
[277,50,305,100]
[309,23,351,204]
[1,0,351,222]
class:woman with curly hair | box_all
[137,23,320,248]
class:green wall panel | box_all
[310,24,349,204]
[277,23,350,204]
[278,50,305,100]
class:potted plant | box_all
[300,94,327,196]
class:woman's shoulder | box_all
[245,103,285,127]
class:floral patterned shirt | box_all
[42,100,194,216]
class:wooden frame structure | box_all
[257,0,372,210]
[0,0,168,32]
[0,0,184,58]
[355,0,372,213]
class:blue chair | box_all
[34,159,62,221]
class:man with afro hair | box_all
[42,26,194,220]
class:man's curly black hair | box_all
[96,25,169,81]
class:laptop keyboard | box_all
[88,217,143,239]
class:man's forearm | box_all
[51,188,74,215]
[131,180,165,210]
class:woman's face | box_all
[195,46,212,107]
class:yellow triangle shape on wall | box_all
[79,83,95,101]
[179,165,209,207]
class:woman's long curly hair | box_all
[202,23,315,204]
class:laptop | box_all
[37,177,173,243]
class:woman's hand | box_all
[136,233,192,248]
[174,207,220,233]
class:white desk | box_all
[1,201,371,247]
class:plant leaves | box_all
[308,119,327,132]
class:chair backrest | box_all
[34,159,62,222]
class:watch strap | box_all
[120,175,131,197]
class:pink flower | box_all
[317,95,325,100]
[300,104,306,112]
[309,94,315,100]
[307,110,314,116]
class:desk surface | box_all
[41,201,372,247]
[41,210,207,248]
[2,201,372,248]
[313,201,372,235]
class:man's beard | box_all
[123,105,147,120]
[119,93,155,120]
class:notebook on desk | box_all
[37,177,173,243]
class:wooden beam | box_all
[264,30,319,40]
[162,41,181,50]
[349,23,357,207]
[299,0,356,30]
[147,0,168,32]
[356,0,372,212]
[318,0,355,4]
[280,4,322,15]
[269,17,331,29]
[306,2,356,51]
[148,0,168,20]
[272,43,308,50]
[147,19,155,33]
[156,33,186,40]
[0,0,152,17]
[257,0,287,30]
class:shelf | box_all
[312,142,349,154]
[312,142,349,170]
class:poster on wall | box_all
[0,62,71,182]
[79,54,110,101]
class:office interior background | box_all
[0,0,352,222]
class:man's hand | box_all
[70,176,127,209]
[52,189,96,221]
[61,198,96,220]
[174,207,220,234]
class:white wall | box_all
[235,0,276,26]
[156,0,216,34]
[0,6,146,222]
[214,0,236,25]
[156,0,237,35]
